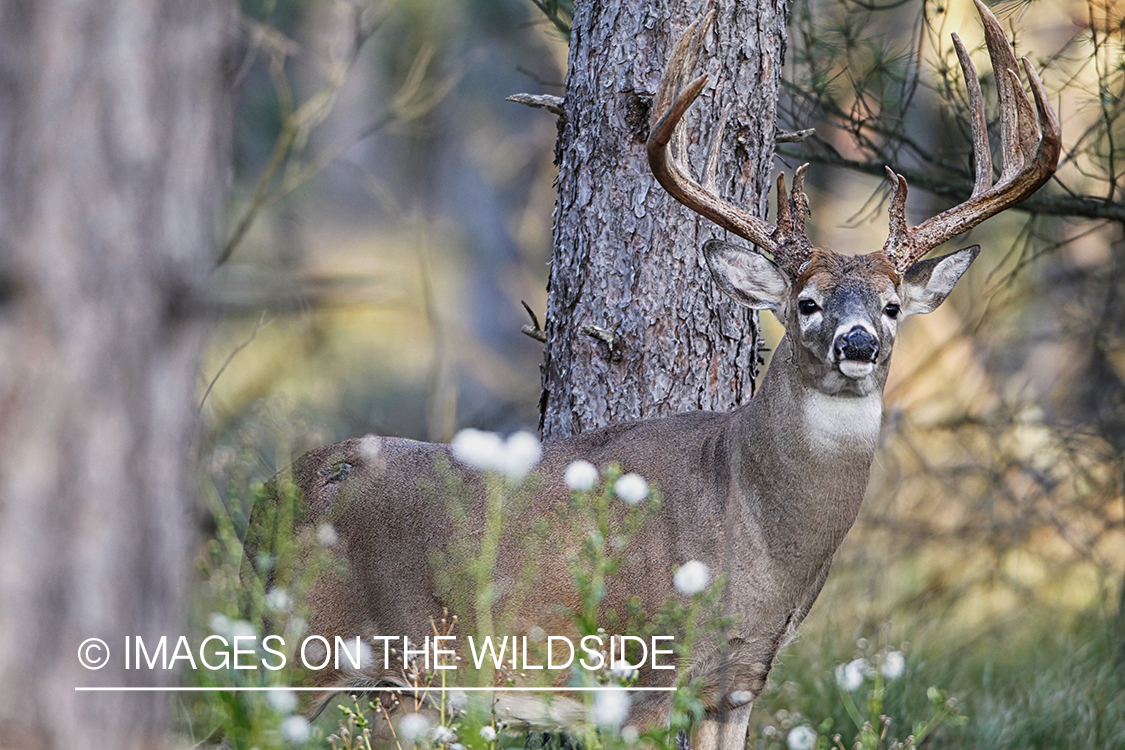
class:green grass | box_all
[965,618,1125,749]
[750,609,1125,750]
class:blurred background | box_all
[204,0,564,449]
[197,0,1124,746]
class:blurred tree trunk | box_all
[0,1,229,748]
[539,1,788,439]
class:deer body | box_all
[291,337,879,719]
[262,2,1059,747]
[281,245,974,738]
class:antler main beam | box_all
[882,0,1061,272]
[646,13,814,275]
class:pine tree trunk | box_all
[540,0,788,439]
[0,1,230,747]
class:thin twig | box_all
[198,312,274,414]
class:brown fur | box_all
[796,249,901,291]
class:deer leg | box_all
[691,703,752,750]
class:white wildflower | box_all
[591,688,631,728]
[564,460,599,491]
[882,650,905,681]
[431,725,457,744]
[347,638,374,669]
[451,429,506,472]
[266,588,291,612]
[303,637,328,666]
[229,620,256,641]
[501,430,541,480]
[317,523,338,547]
[609,659,638,681]
[451,428,541,481]
[280,715,311,743]
[674,560,710,596]
[446,689,468,713]
[527,625,547,643]
[479,725,497,742]
[835,658,868,691]
[358,434,381,460]
[614,473,649,504]
[729,690,754,706]
[398,712,430,742]
[622,725,640,744]
[208,613,230,636]
[786,724,817,750]
[267,689,298,715]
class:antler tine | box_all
[951,31,991,197]
[789,163,811,234]
[976,0,1025,183]
[681,10,711,95]
[770,165,815,272]
[792,164,809,196]
[882,0,1061,273]
[1008,68,1039,165]
[648,15,816,270]
[652,14,706,119]
[774,166,812,240]
[653,14,707,170]
[701,103,731,195]
[884,166,909,242]
[775,172,791,230]
[1022,55,1061,167]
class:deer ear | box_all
[704,239,790,311]
[900,245,980,316]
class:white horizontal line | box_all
[75,686,677,692]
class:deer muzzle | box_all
[833,325,880,379]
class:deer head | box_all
[647,0,1060,398]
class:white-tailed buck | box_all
[256,1,1058,747]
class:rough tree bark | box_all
[540,0,789,439]
[0,1,230,748]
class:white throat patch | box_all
[802,390,883,452]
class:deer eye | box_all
[797,299,820,316]
[884,303,901,319]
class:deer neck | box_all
[732,335,885,562]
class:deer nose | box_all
[834,326,879,362]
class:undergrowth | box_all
[750,609,1125,750]
[182,410,1124,750]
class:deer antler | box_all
[646,12,814,275]
[882,0,1061,273]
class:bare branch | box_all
[505,93,565,116]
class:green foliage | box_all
[185,459,325,747]
[967,616,1125,749]
[750,612,1125,750]
[748,634,963,750]
[527,0,572,39]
